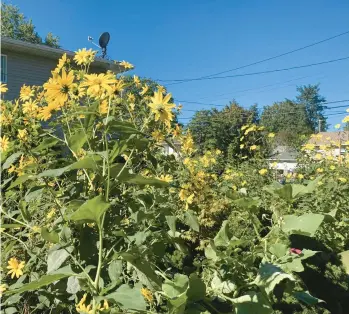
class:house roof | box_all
[307,131,349,146]
[1,37,127,74]
[268,145,298,161]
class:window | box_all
[1,55,7,83]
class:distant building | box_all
[268,145,298,173]
[307,131,349,156]
[161,140,181,158]
[1,37,126,100]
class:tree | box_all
[260,99,312,148]
[296,84,327,132]
[187,100,259,156]
[1,3,60,48]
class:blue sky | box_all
[10,0,349,129]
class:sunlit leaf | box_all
[184,210,199,232]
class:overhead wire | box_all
[159,56,349,83]
[158,30,349,85]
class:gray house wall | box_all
[2,49,111,100]
[2,49,58,100]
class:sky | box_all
[9,0,349,130]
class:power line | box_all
[160,30,349,85]
[160,56,349,83]
[179,99,349,110]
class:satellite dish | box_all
[99,32,110,49]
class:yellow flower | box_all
[120,60,134,69]
[148,91,175,127]
[250,145,258,151]
[181,133,195,155]
[173,124,182,137]
[110,79,126,97]
[8,165,16,173]
[342,116,349,123]
[53,53,69,73]
[240,144,244,149]
[22,99,39,117]
[259,168,268,175]
[241,180,247,186]
[334,124,341,129]
[74,48,96,65]
[20,84,35,101]
[0,135,10,152]
[338,177,347,183]
[44,69,75,106]
[99,100,108,115]
[232,185,237,191]
[76,293,93,313]
[271,161,278,168]
[316,168,324,173]
[32,226,41,233]
[38,104,57,121]
[314,153,322,160]
[1,83,8,93]
[0,284,7,296]
[127,93,136,103]
[298,174,304,179]
[304,143,315,150]
[329,165,336,170]
[140,84,149,96]
[258,126,265,131]
[159,174,173,183]
[7,257,25,279]
[141,287,153,303]
[241,125,249,131]
[17,129,28,142]
[152,129,164,142]
[317,181,323,186]
[46,208,56,219]
[268,132,275,138]
[81,73,116,97]
[133,75,141,87]
[100,300,109,311]
[157,85,166,94]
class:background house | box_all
[268,145,298,173]
[1,37,126,100]
[307,131,349,157]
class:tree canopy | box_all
[187,100,260,156]
[1,3,60,48]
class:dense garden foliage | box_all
[0,51,349,313]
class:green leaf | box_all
[37,166,70,178]
[269,243,287,258]
[69,195,110,228]
[6,271,74,295]
[214,220,231,247]
[106,119,143,135]
[105,283,146,311]
[205,241,218,262]
[293,291,325,305]
[120,252,162,289]
[8,174,36,189]
[339,250,349,274]
[67,131,87,154]
[166,216,177,237]
[47,248,71,273]
[69,155,102,171]
[66,276,80,294]
[184,210,200,232]
[281,213,324,237]
[233,197,261,211]
[231,292,273,314]
[33,137,59,152]
[118,173,169,187]
[108,260,122,282]
[2,152,22,169]
[253,263,295,296]
[187,274,206,302]
[25,188,44,202]
[162,274,189,298]
[41,227,59,244]
[109,140,128,163]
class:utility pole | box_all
[318,119,324,133]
